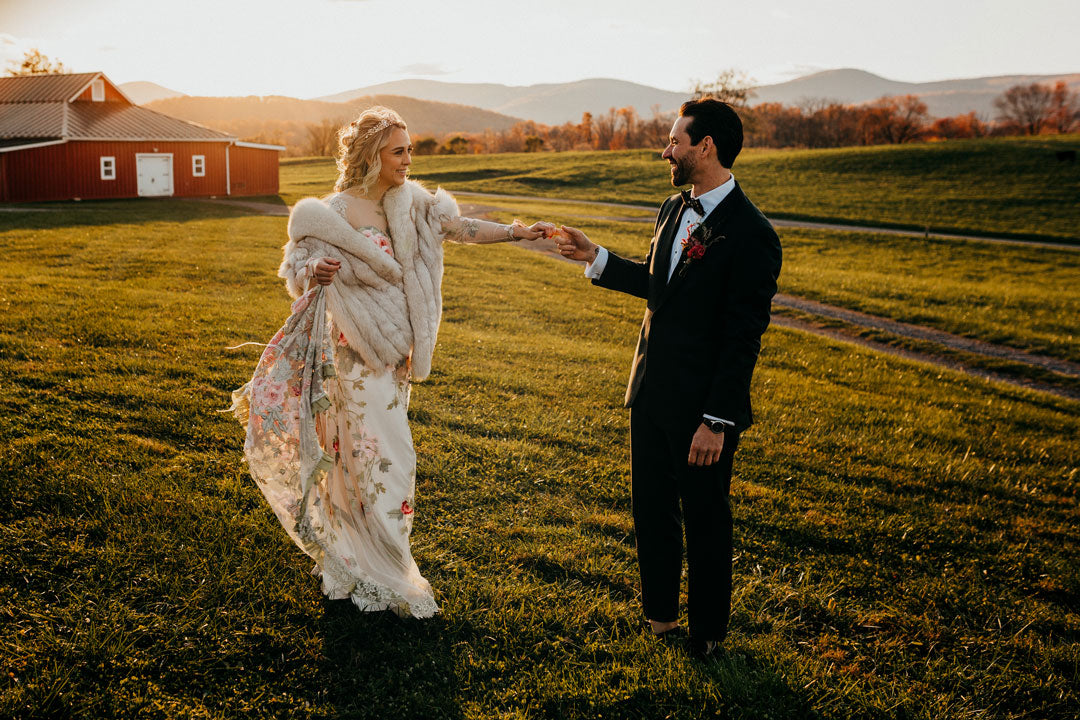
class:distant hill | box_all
[753,68,1080,118]
[119,81,186,105]
[143,94,523,153]
[314,78,688,125]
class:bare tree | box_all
[641,104,675,148]
[859,95,928,144]
[690,69,757,107]
[592,108,617,150]
[304,118,344,157]
[6,48,67,76]
[994,83,1055,135]
[1048,81,1080,134]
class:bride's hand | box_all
[516,221,555,241]
[313,257,340,285]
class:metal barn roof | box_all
[0,72,101,103]
[0,72,238,143]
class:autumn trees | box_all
[994,81,1079,135]
[296,78,1076,157]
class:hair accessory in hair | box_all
[358,118,393,143]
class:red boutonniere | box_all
[678,223,724,277]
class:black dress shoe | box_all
[689,638,721,660]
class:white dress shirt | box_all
[584,175,738,430]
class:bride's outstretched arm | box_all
[440,215,553,244]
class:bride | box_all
[233,106,550,618]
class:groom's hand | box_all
[555,226,600,263]
[688,424,725,467]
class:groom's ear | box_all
[699,135,719,162]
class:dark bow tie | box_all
[680,190,705,217]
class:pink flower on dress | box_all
[363,229,394,257]
[332,438,339,454]
[290,292,314,314]
[338,331,349,347]
[401,500,413,515]
[358,435,380,460]
[251,377,286,409]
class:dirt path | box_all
[769,314,1080,401]
[772,294,1080,377]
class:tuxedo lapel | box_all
[659,183,746,305]
[650,199,685,291]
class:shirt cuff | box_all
[703,414,735,428]
[584,246,609,279]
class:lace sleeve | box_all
[440,215,520,244]
[327,194,349,220]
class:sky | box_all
[1,0,1078,98]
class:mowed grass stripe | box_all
[1,204,1077,718]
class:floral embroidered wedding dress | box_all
[234,190,520,619]
[234,198,435,617]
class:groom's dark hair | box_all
[680,98,743,168]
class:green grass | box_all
[1,201,1078,718]
[283,134,1080,242]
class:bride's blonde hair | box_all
[334,106,408,195]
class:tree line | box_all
[400,81,1079,156]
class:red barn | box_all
[0,72,285,203]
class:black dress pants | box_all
[630,406,740,643]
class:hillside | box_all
[143,94,523,153]
[315,78,688,125]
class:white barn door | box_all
[136,154,174,197]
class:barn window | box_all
[192,155,205,177]
[91,79,105,102]
[100,156,115,180]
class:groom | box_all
[554,98,781,658]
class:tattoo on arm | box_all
[459,218,480,240]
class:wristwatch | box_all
[703,418,728,434]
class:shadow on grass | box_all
[541,645,824,720]
[316,600,464,719]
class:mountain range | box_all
[752,69,1080,118]
[313,78,686,125]
[121,68,1080,141]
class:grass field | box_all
[1,200,1077,718]
[282,134,1080,242]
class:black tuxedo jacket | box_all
[592,182,782,432]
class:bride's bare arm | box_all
[440,215,552,244]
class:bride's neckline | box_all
[328,194,390,237]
